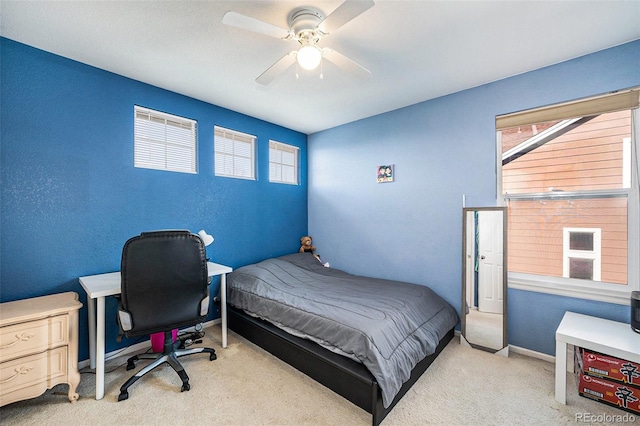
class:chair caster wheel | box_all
[181,383,190,392]
[118,391,129,401]
[126,356,139,371]
[210,353,217,361]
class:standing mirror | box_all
[461,207,508,356]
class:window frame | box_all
[133,106,197,174]
[214,126,256,180]
[496,89,640,305]
[562,227,602,281]
[268,140,299,185]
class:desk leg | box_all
[96,296,106,400]
[87,297,96,370]
[555,339,567,404]
[221,273,227,348]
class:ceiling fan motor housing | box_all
[288,7,325,40]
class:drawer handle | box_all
[0,366,34,384]
[0,332,35,349]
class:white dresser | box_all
[0,292,82,406]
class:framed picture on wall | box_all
[377,164,394,183]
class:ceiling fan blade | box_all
[322,48,371,79]
[222,11,291,39]
[256,52,297,85]
[318,0,375,34]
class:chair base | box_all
[118,332,216,401]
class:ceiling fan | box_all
[222,0,375,85]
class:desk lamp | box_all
[198,230,214,246]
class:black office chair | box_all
[116,230,217,401]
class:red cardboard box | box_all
[580,348,640,388]
[578,372,640,415]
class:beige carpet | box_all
[1,325,632,425]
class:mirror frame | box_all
[461,206,508,354]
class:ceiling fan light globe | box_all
[297,44,322,70]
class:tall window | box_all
[214,126,256,180]
[269,141,299,184]
[497,89,639,303]
[134,106,197,173]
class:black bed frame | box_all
[228,306,455,426]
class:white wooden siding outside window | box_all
[214,126,256,180]
[269,141,298,184]
[134,106,197,174]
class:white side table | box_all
[555,311,640,404]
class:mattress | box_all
[227,253,459,407]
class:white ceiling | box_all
[1,1,639,134]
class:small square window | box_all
[269,140,299,185]
[214,126,256,180]
[570,232,594,251]
[134,106,197,174]
[569,258,594,280]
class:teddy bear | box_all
[299,236,316,253]
[298,236,330,267]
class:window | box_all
[496,89,639,304]
[563,228,601,281]
[269,141,299,184]
[134,106,197,173]
[214,126,255,180]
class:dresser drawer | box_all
[0,346,68,406]
[0,315,68,363]
[0,292,81,406]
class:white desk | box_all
[79,262,232,400]
[555,311,640,404]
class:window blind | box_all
[269,140,298,184]
[214,126,256,180]
[496,88,639,130]
[134,106,197,173]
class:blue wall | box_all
[308,40,640,355]
[0,38,308,360]
[2,36,639,361]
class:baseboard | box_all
[453,331,557,364]
[508,344,555,363]
[78,318,220,370]
[83,322,556,371]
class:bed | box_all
[226,253,459,425]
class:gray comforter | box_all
[227,253,459,407]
